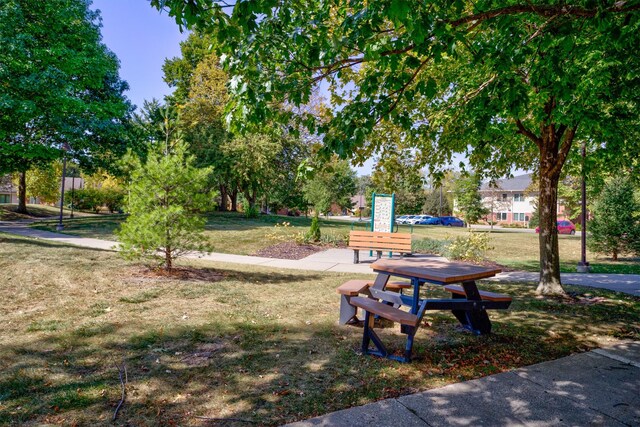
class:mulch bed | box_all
[252,242,325,260]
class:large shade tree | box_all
[152,1,640,295]
[0,0,133,213]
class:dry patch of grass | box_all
[1,234,639,425]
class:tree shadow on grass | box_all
[0,235,113,253]
[0,297,619,426]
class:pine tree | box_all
[117,141,215,270]
[588,177,640,261]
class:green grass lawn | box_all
[1,234,638,425]
[29,211,640,273]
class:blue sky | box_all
[91,0,188,110]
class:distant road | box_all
[325,216,584,236]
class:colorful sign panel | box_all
[371,193,395,233]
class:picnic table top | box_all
[371,258,502,284]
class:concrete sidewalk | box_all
[1,223,639,296]
[285,341,640,426]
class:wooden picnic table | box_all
[352,258,509,362]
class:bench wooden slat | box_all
[350,297,419,327]
[336,279,371,296]
[349,235,411,243]
[443,285,512,302]
[348,232,412,251]
[350,245,412,252]
[350,231,409,237]
[365,280,412,291]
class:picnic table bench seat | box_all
[349,297,420,327]
[337,279,413,324]
[444,285,512,303]
[348,231,412,263]
[350,296,429,362]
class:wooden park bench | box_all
[348,230,412,264]
[337,279,413,325]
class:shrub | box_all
[318,231,348,246]
[306,215,321,242]
[71,188,104,213]
[446,232,492,262]
[412,237,450,255]
[102,188,126,213]
[244,205,259,218]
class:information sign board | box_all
[371,193,395,232]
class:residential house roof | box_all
[480,174,533,192]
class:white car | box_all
[407,215,432,225]
[395,215,411,224]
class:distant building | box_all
[479,174,566,225]
[0,175,84,205]
[0,177,17,204]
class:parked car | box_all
[407,214,432,224]
[535,220,576,235]
[395,215,411,224]
[417,216,442,225]
[439,216,465,227]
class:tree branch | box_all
[450,3,640,27]
[551,124,578,176]
[515,119,542,150]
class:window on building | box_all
[501,193,508,201]
[513,213,525,221]
[0,194,10,204]
[514,193,524,201]
[498,212,507,221]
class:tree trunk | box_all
[165,246,172,271]
[219,185,228,211]
[17,171,27,214]
[516,101,576,296]
[230,189,238,212]
[537,170,564,295]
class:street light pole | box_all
[56,154,67,231]
[577,142,590,273]
[70,174,75,219]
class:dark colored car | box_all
[439,216,465,227]
[535,220,576,235]
[417,216,442,225]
